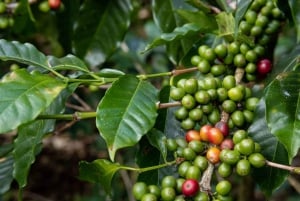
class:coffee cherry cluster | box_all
[132,125,266,200]
[218,129,265,178]
[39,0,62,13]
[132,1,284,200]
[0,1,14,30]
[188,0,284,83]
[170,76,259,130]
[240,0,284,45]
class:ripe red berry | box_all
[48,0,61,10]
[185,130,201,142]
[215,121,229,137]
[257,59,272,75]
[181,179,200,197]
[220,138,234,150]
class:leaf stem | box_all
[265,160,300,174]
[137,67,199,80]
[67,77,118,84]
[157,101,181,109]
[120,159,178,173]
[37,101,183,121]
[37,112,96,120]
[171,67,199,76]
[18,188,23,201]
[138,72,172,80]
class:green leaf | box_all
[176,10,217,29]
[12,0,36,35]
[248,99,288,196]
[0,39,50,70]
[216,12,235,39]
[72,0,133,66]
[0,144,13,157]
[234,0,252,35]
[78,159,121,194]
[265,71,300,160]
[152,0,177,33]
[273,40,300,75]
[96,68,125,78]
[184,0,211,13]
[0,156,14,194]
[136,137,160,185]
[96,75,158,161]
[13,120,52,187]
[143,23,203,53]
[0,69,66,133]
[57,0,81,52]
[13,84,78,187]
[216,0,232,13]
[47,54,89,72]
[288,0,300,42]
[152,0,196,64]
[147,129,167,162]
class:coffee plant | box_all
[0,0,300,200]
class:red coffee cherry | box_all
[257,59,272,75]
[48,0,61,10]
[181,179,200,197]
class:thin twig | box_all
[200,162,214,194]
[288,175,300,193]
[71,93,92,111]
[53,120,77,135]
[221,110,230,123]
[21,191,54,201]
[266,160,300,174]
[157,101,181,109]
[235,68,245,84]
[210,6,221,14]
[171,67,198,76]
[116,153,135,201]
[65,103,87,112]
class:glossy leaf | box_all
[152,0,196,64]
[136,137,160,185]
[96,75,158,161]
[288,0,300,42]
[143,23,202,53]
[72,0,132,67]
[147,129,167,162]
[13,84,78,187]
[216,0,232,13]
[234,0,252,34]
[152,0,177,33]
[216,12,235,38]
[248,99,288,196]
[0,69,66,133]
[0,39,50,70]
[47,54,89,72]
[271,45,300,81]
[176,10,217,29]
[265,72,300,160]
[184,0,211,13]
[0,144,13,157]
[96,68,125,78]
[0,155,14,194]
[57,0,81,52]
[78,159,121,194]
[12,0,36,35]
[13,120,53,187]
